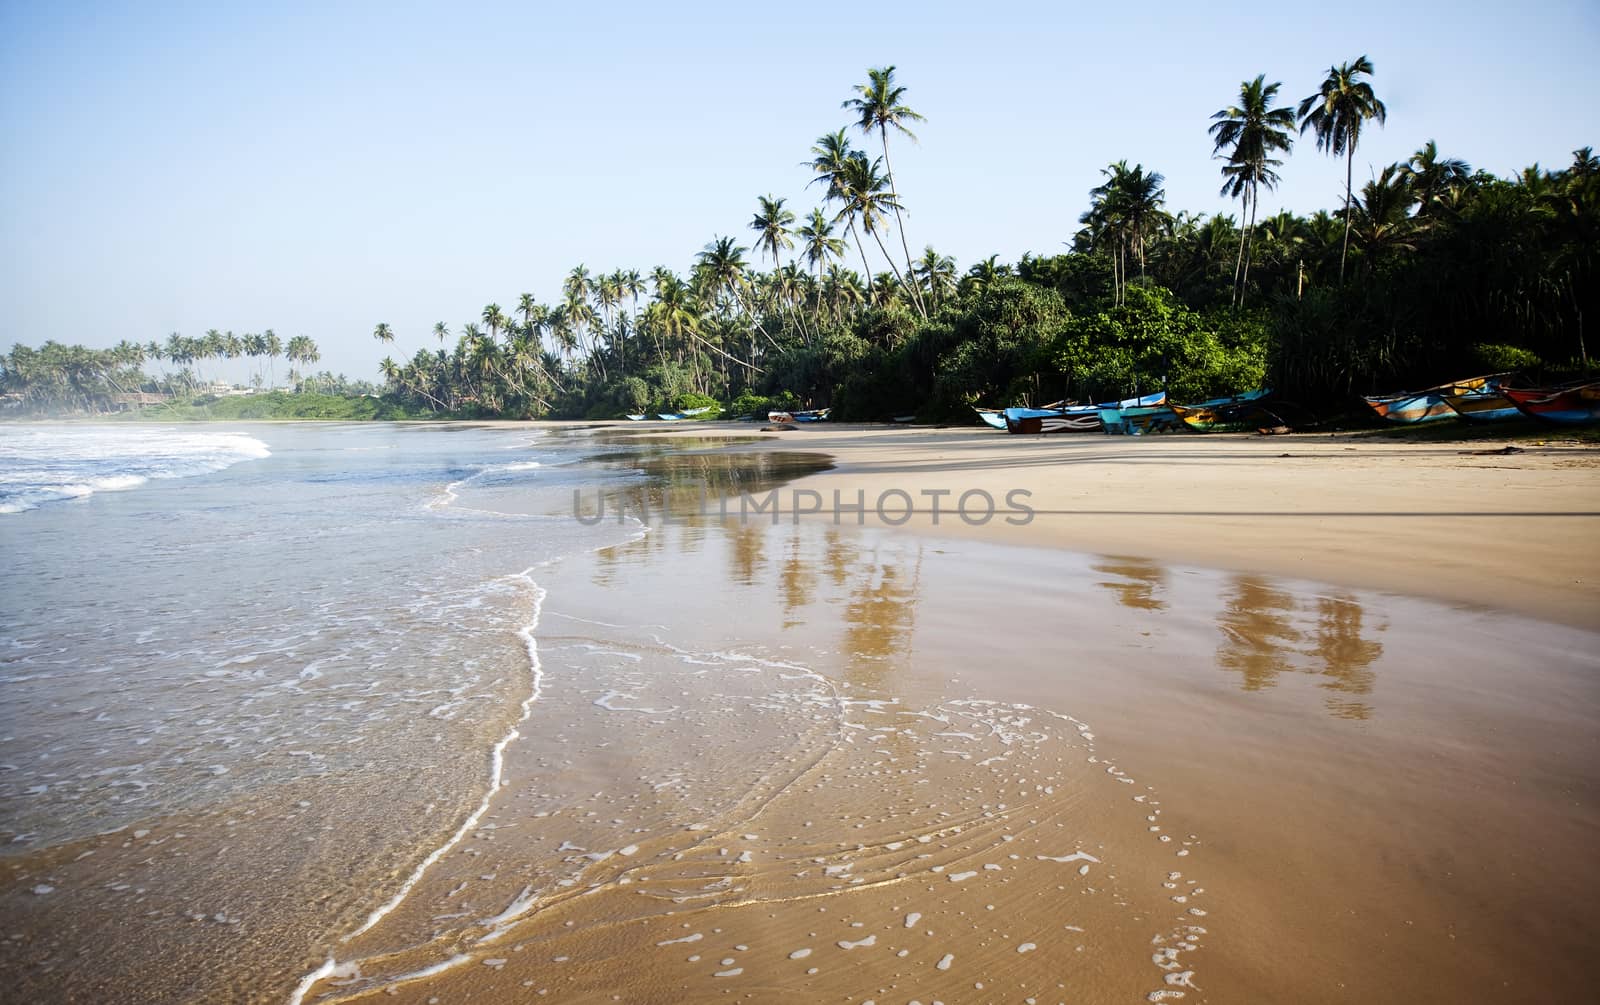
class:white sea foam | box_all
[0,426,270,513]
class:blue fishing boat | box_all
[768,408,830,423]
[1002,393,1166,435]
[1098,403,1185,435]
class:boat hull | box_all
[1503,383,1600,425]
[1363,374,1501,424]
[1441,391,1520,422]
[1099,405,1184,435]
[1170,390,1272,432]
[1000,392,1166,435]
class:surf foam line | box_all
[285,571,547,1005]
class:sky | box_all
[3,0,1598,382]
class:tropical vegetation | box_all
[5,59,1594,422]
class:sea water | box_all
[0,422,648,1001]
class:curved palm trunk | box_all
[846,216,875,295]
[878,127,927,317]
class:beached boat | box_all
[1502,381,1600,425]
[1170,390,1273,432]
[1440,390,1520,423]
[1362,374,1505,424]
[768,408,830,423]
[624,413,646,421]
[1002,393,1165,435]
[1098,403,1184,435]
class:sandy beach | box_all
[4,423,1596,1005]
[270,422,1598,1005]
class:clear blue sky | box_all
[3,0,1597,380]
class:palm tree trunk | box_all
[1340,147,1354,283]
[1231,194,1249,306]
[867,227,916,303]
[878,127,927,317]
[1240,188,1258,299]
[845,217,875,295]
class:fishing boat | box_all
[680,406,716,417]
[1170,389,1273,432]
[1098,403,1184,435]
[1440,389,1521,423]
[624,413,646,421]
[768,408,830,423]
[974,407,1008,430]
[1002,393,1166,435]
[1502,380,1600,425]
[1361,374,1506,424]
[975,400,1063,430]
[654,412,684,421]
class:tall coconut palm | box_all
[843,65,927,315]
[1210,75,1296,304]
[1298,55,1387,282]
[432,321,450,346]
[373,322,394,344]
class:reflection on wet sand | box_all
[1093,557,1169,611]
[1216,575,1304,692]
[1314,593,1386,720]
[1213,574,1385,718]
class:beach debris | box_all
[1462,444,1525,455]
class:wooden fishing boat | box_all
[1361,374,1505,424]
[1002,393,1166,435]
[1099,403,1184,435]
[1502,381,1600,425]
[975,401,1066,429]
[1170,390,1272,432]
[624,413,647,421]
[768,408,830,423]
[974,407,1008,430]
[1440,390,1520,423]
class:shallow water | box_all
[2,422,1595,1005]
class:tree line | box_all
[6,59,1594,419]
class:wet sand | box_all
[283,427,1598,1005]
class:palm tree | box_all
[913,246,957,308]
[797,207,846,278]
[432,321,450,346]
[750,194,795,273]
[836,152,916,301]
[1210,75,1296,304]
[1401,140,1470,218]
[808,130,878,294]
[373,322,394,344]
[1298,55,1388,282]
[843,65,927,316]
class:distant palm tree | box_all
[843,65,927,315]
[808,130,877,294]
[797,208,846,278]
[1299,55,1388,281]
[373,322,394,344]
[913,246,957,307]
[836,152,915,301]
[432,321,450,345]
[1210,75,1296,304]
[751,194,795,272]
[1401,140,1470,217]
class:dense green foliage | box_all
[6,61,1594,422]
[138,391,425,421]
